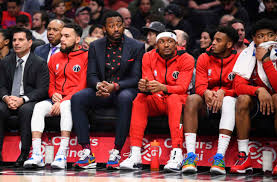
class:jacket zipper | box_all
[62,56,69,92]
[165,61,168,84]
[219,58,223,88]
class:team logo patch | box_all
[56,64,59,70]
[73,65,81,72]
[208,69,212,76]
[228,72,235,81]
[172,71,179,79]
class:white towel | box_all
[233,41,277,91]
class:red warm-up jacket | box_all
[234,60,277,95]
[48,48,88,102]
[195,49,239,97]
[142,49,194,96]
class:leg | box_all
[210,96,237,175]
[230,95,254,174]
[51,100,72,169]
[71,88,112,145]
[114,88,137,150]
[0,102,11,158]
[164,94,185,172]
[182,94,205,173]
[16,101,37,167]
[273,94,277,135]
[120,94,163,170]
[23,100,52,169]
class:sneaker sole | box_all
[210,167,226,175]
[51,164,67,169]
[182,166,197,174]
[164,167,182,173]
[120,163,142,170]
[230,167,253,174]
[74,162,97,169]
[24,163,45,169]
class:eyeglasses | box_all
[255,32,276,39]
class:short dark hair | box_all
[137,0,153,7]
[228,18,245,27]
[202,27,216,41]
[51,0,64,9]
[251,18,277,37]
[12,27,33,40]
[0,29,12,48]
[33,11,50,28]
[89,24,103,35]
[7,0,21,6]
[16,14,29,25]
[64,23,83,37]
[90,0,104,7]
[103,11,124,25]
[217,26,239,44]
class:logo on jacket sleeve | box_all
[73,65,81,72]
[208,69,212,76]
[228,72,235,81]
[172,71,179,79]
[56,64,59,70]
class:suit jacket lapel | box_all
[42,44,51,60]
[23,53,33,88]
[10,53,17,82]
[120,36,130,76]
[98,38,106,80]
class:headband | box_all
[156,32,177,43]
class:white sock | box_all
[131,146,141,156]
[238,139,249,154]
[32,138,41,155]
[217,134,231,156]
[185,133,196,154]
[57,137,69,155]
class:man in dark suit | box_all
[71,11,145,169]
[0,28,49,166]
[34,19,64,62]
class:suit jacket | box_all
[87,35,145,90]
[0,52,49,102]
[34,43,50,61]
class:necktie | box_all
[51,46,58,56]
[11,59,24,96]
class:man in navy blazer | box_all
[34,19,64,62]
[71,11,145,169]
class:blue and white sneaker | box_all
[181,152,198,173]
[73,149,97,169]
[23,153,45,169]
[106,149,121,169]
[51,153,67,169]
[210,153,226,175]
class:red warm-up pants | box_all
[129,93,186,148]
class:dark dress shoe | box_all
[15,151,29,167]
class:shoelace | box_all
[79,150,90,160]
[234,153,247,166]
[109,150,121,161]
[208,155,224,166]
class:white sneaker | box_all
[120,147,142,170]
[51,154,67,169]
[164,148,183,172]
[23,153,45,169]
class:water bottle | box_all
[150,140,160,171]
[45,137,54,164]
[263,144,273,174]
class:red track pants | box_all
[129,93,186,148]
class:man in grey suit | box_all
[34,19,64,62]
[0,28,49,166]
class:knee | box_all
[185,94,203,110]
[18,103,34,116]
[33,101,48,112]
[166,94,181,106]
[222,96,236,105]
[60,100,71,111]
[236,95,251,111]
[118,89,136,104]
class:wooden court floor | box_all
[0,165,276,182]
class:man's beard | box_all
[60,44,75,54]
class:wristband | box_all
[262,50,271,62]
